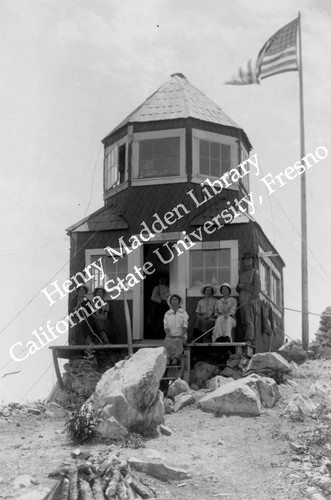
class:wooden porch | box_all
[49,341,255,390]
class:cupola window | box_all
[199,140,231,177]
[104,141,127,191]
[131,129,186,185]
[139,137,180,178]
[192,129,238,187]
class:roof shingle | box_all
[66,206,129,233]
[104,73,241,140]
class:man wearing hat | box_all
[236,252,261,345]
[192,285,218,342]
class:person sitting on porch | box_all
[151,276,170,337]
[163,293,189,366]
[68,284,95,345]
[236,252,261,345]
[192,284,217,342]
[92,287,112,344]
[212,283,237,343]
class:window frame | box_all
[239,145,250,194]
[104,136,128,193]
[85,248,130,300]
[258,247,283,313]
[131,129,186,185]
[186,240,239,296]
[192,129,238,189]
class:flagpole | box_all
[298,12,309,350]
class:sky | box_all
[1,0,330,403]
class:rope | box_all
[191,303,246,344]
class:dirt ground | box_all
[1,359,331,500]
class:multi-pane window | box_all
[260,258,282,308]
[190,249,231,287]
[240,147,250,193]
[272,272,281,306]
[105,145,119,190]
[89,254,128,292]
[104,144,126,190]
[199,140,231,177]
[139,137,180,178]
[260,260,271,297]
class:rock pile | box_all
[189,354,250,389]
[220,353,250,379]
[0,401,66,419]
[310,306,331,359]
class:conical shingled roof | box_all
[103,73,244,140]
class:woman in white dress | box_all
[212,283,237,343]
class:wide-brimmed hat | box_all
[94,286,106,296]
[241,252,257,260]
[76,284,89,294]
[167,293,183,307]
[219,282,232,294]
[200,284,217,296]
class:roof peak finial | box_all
[170,72,186,79]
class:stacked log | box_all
[44,451,156,499]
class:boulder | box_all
[284,394,316,417]
[240,374,281,408]
[287,361,302,379]
[246,352,292,381]
[27,408,41,415]
[92,347,166,437]
[96,416,128,439]
[200,374,279,413]
[16,489,49,500]
[199,383,262,416]
[167,378,190,399]
[174,393,195,412]
[310,382,331,400]
[128,457,191,482]
[164,398,174,414]
[278,340,307,365]
[220,367,242,379]
[159,424,172,436]
[206,376,234,391]
[190,361,220,388]
[226,358,240,369]
[191,390,209,402]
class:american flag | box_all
[226,18,299,85]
